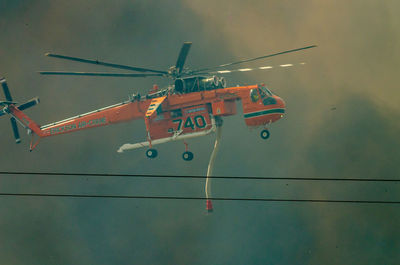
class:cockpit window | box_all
[250,89,260,102]
[259,86,273,98]
[262,97,277,105]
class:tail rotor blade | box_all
[10,117,21,144]
[0,100,18,106]
[0,77,13,101]
[175,42,192,73]
[18,97,40,111]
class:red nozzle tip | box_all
[206,200,213,212]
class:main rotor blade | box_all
[0,77,13,101]
[39,71,164,77]
[195,62,305,75]
[175,42,192,73]
[191,45,317,73]
[45,53,168,74]
[10,117,21,144]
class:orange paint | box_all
[7,84,285,150]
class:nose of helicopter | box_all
[243,93,286,127]
[276,95,285,108]
[275,95,286,119]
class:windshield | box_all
[259,86,273,97]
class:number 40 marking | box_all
[173,115,207,131]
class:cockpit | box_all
[250,84,277,106]
[259,85,273,97]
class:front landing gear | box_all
[182,151,194,161]
[146,148,158,159]
[260,129,270,140]
[182,141,194,161]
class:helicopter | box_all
[0,42,316,160]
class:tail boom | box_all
[5,98,149,149]
[39,100,147,137]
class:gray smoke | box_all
[0,0,399,264]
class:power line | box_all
[0,192,399,204]
[0,171,399,182]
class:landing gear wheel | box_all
[146,148,158,159]
[182,151,194,161]
[260,129,270,140]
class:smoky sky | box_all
[0,0,400,264]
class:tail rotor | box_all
[1,77,21,143]
[9,117,21,143]
[1,77,40,143]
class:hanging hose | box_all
[205,124,222,212]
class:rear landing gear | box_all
[260,129,270,140]
[146,148,158,159]
[182,151,194,161]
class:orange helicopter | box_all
[0,42,316,160]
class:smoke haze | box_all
[0,0,399,264]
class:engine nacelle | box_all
[201,76,218,90]
[174,76,226,93]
